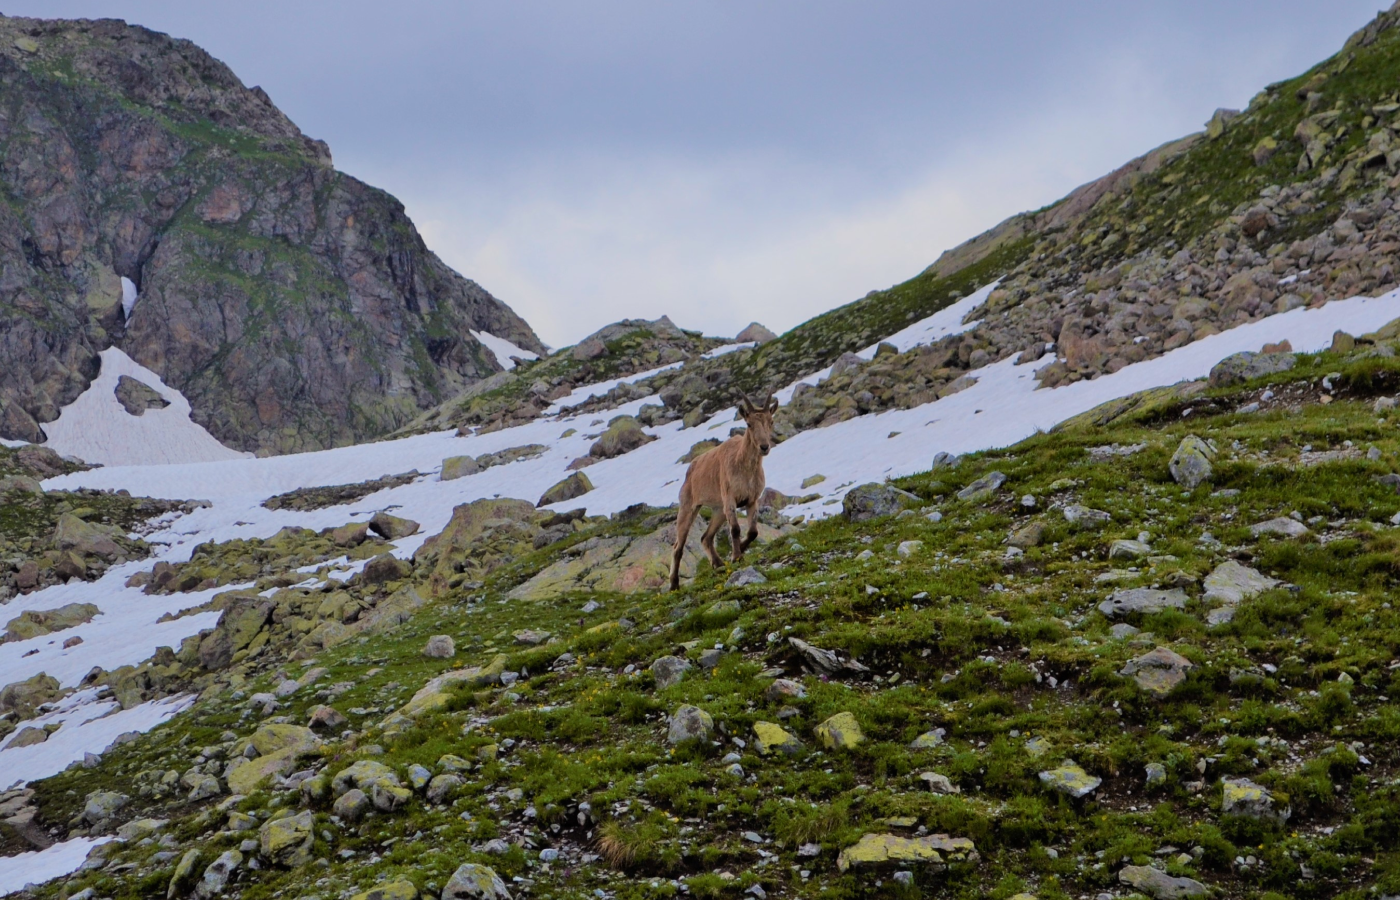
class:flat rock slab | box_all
[1108,539,1151,560]
[1203,560,1280,606]
[1063,504,1112,528]
[1119,647,1195,697]
[1039,761,1101,798]
[835,833,976,872]
[1119,864,1209,899]
[957,471,1006,502]
[1250,517,1310,538]
[1098,588,1188,618]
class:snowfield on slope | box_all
[4,285,1400,889]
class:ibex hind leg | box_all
[669,501,699,591]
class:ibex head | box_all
[737,394,780,456]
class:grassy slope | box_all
[30,337,1400,900]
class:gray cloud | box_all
[5,0,1384,344]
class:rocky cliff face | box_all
[0,15,543,455]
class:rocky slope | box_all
[0,15,543,455]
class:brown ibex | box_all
[669,395,779,590]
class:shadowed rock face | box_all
[0,15,542,454]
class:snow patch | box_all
[544,362,684,413]
[701,342,757,359]
[470,330,538,370]
[120,276,138,319]
[0,836,111,896]
[42,348,251,467]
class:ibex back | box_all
[669,396,779,590]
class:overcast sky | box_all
[6,1,1388,346]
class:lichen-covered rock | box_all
[422,635,456,658]
[226,724,322,794]
[1098,588,1188,618]
[835,832,976,872]
[167,848,201,899]
[506,518,706,600]
[82,790,128,826]
[726,566,766,587]
[909,729,945,749]
[956,471,1006,502]
[372,781,413,812]
[351,882,419,900]
[650,656,691,690]
[1063,504,1112,529]
[538,472,594,507]
[1119,647,1195,697]
[442,862,512,900]
[331,760,401,797]
[379,655,508,730]
[753,721,803,756]
[1038,761,1101,798]
[842,483,919,521]
[1221,776,1289,822]
[1108,539,1151,560]
[193,849,242,900]
[588,415,656,460]
[0,672,60,719]
[1118,865,1209,899]
[1169,435,1215,489]
[814,711,865,750]
[332,788,370,822]
[667,705,713,744]
[441,455,481,481]
[427,774,464,805]
[1209,350,1297,387]
[369,512,420,541]
[259,810,314,867]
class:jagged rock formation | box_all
[0,15,542,454]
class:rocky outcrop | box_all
[0,16,541,454]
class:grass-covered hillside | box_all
[16,325,1400,900]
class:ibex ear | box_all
[738,397,753,416]
[767,395,779,413]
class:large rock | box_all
[1169,435,1214,490]
[735,322,777,343]
[753,721,803,756]
[667,705,714,744]
[4,602,100,642]
[53,514,123,561]
[956,471,1007,502]
[814,712,865,750]
[538,472,593,507]
[1250,517,1311,539]
[0,673,62,719]
[194,849,242,900]
[842,483,919,521]
[369,512,420,540]
[198,596,273,670]
[1098,588,1188,618]
[650,656,691,690]
[0,17,544,454]
[412,497,539,595]
[1063,504,1111,529]
[442,863,512,900]
[1118,866,1209,899]
[82,790,128,826]
[1119,647,1195,697]
[379,656,508,730]
[226,724,322,793]
[259,810,314,867]
[589,416,656,460]
[441,455,481,481]
[1038,761,1100,798]
[1203,560,1280,624]
[351,882,419,900]
[835,833,976,872]
[506,518,707,600]
[114,375,169,415]
[1209,351,1297,387]
[1220,776,1289,822]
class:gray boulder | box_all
[842,483,919,521]
[1119,647,1195,697]
[194,850,243,900]
[1169,435,1214,490]
[1118,865,1209,899]
[82,790,129,827]
[726,567,767,587]
[441,456,481,481]
[651,656,691,690]
[735,322,777,343]
[667,705,714,744]
[1063,504,1111,528]
[957,471,1006,502]
[1209,350,1296,387]
[1098,588,1188,618]
[422,635,456,658]
[442,863,512,900]
[1221,776,1289,822]
[538,472,593,507]
[1250,517,1310,538]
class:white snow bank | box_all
[702,342,757,359]
[0,836,110,896]
[0,439,24,449]
[42,348,251,468]
[0,692,195,789]
[120,276,138,319]
[545,362,685,413]
[471,330,539,370]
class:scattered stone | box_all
[538,472,593,507]
[307,705,347,731]
[1109,623,1140,640]
[6,726,47,748]
[1108,539,1151,560]
[427,774,464,804]
[813,712,864,750]
[788,637,870,677]
[442,862,512,900]
[765,678,806,702]
[82,790,128,826]
[726,567,767,587]
[896,540,923,557]
[513,629,551,645]
[1250,517,1311,538]
[372,780,413,812]
[651,656,692,690]
[909,729,945,749]
[1169,435,1215,490]
[1120,647,1195,697]
[1038,760,1101,798]
[836,833,976,872]
[441,456,481,481]
[1203,560,1279,606]
[369,512,420,540]
[1209,350,1296,388]
[333,788,370,822]
[194,850,242,900]
[1145,762,1168,788]
[1007,520,1045,548]
[1063,504,1112,528]
[351,881,419,900]
[842,483,919,522]
[1098,588,1188,618]
[186,774,222,801]
[919,772,959,794]
[957,471,1006,502]
[589,416,657,460]
[4,602,100,642]
[753,721,803,756]
[168,848,201,899]
[1221,776,1289,822]
[1118,865,1209,900]
[736,322,777,343]
[259,810,314,867]
[422,635,456,658]
[667,705,714,744]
